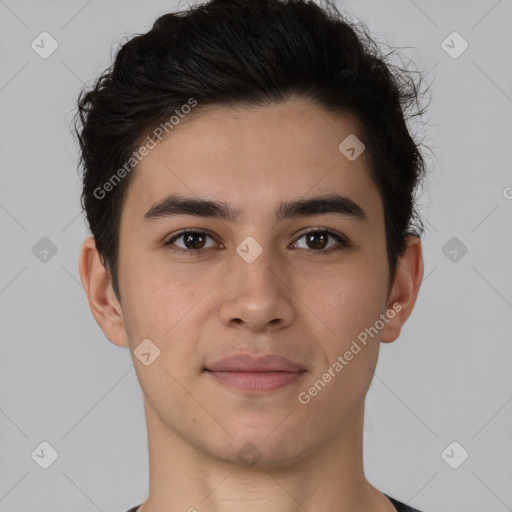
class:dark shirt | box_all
[125,494,423,511]
[386,494,423,511]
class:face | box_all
[113,99,397,466]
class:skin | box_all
[80,99,423,512]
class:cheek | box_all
[119,252,205,337]
[308,260,388,343]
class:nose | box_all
[218,246,295,333]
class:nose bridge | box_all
[233,238,281,298]
[219,237,295,330]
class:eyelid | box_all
[291,227,350,251]
[294,227,349,244]
[165,228,218,243]
[165,229,222,250]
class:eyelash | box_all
[164,228,349,257]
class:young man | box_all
[76,0,428,510]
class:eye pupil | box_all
[185,233,206,249]
[307,232,328,250]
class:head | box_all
[77,0,427,467]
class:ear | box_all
[381,235,424,343]
[79,236,130,347]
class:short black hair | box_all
[74,0,431,302]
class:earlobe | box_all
[381,235,424,344]
[78,236,130,348]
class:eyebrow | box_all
[142,193,368,224]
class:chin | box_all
[208,424,315,469]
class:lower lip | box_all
[206,371,305,392]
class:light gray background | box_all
[1,1,511,511]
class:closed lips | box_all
[205,354,305,373]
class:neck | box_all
[138,399,395,512]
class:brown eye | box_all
[292,229,348,253]
[182,232,207,250]
[165,230,218,254]
[305,232,329,250]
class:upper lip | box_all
[205,353,305,373]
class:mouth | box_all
[204,353,307,393]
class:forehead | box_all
[121,99,382,225]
